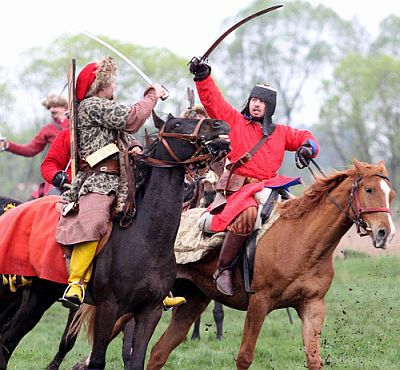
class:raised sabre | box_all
[81,31,169,100]
[198,4,283,62]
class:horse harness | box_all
[307,160,392,237]
[139,118,218,174]
[348,174,392,236]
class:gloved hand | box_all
[0,138,8,152]
[189,57,211,82]
[52,171,69,189]
[295,145,313,168]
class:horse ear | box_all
[353,157,364,174]
[152,110,165,129]
[167,113,175,121]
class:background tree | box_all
[370,15,400,58]
[318,54,400,190]
[212,0,363,124]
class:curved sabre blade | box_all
[81,31,169,100]
[201,4,283,61]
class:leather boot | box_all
[213,231,247,296]
[163,292,187,311]
[59,240,98,309]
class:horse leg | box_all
[87,301,118,370]
[190,316,201,340]
[46,307,79,370]
[236,294,270,370]
[213,301,224,340]
[297,299,325,370]
[123,305,162,370]
[122,318,135,368]
[147,294,211,370]
[0,288,56,368]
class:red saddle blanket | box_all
[0,195,68,284]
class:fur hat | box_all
[76,56,117,102]
[241,83,277,136]
[180,104,208,119]
[41,94,68,109]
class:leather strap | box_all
[79,158,120,175]
[224,135,268,193]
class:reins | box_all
[304,159,391,236]
[137,118,218,176]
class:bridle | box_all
[138,118,224,176]
[307,159,392,237]
[348,174,392,236]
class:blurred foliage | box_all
[0,0,399,211]
[318,54,400,191]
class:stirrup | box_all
[58,282,85,309]
[212,267,231,282]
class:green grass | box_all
[7,254,400,369]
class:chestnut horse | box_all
[147,159,396,370]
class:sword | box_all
[199,4,283,62]
[81,31,169,101]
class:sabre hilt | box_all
[160,85,169,101]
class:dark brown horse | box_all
[147,159,396,370]
[0,114,229,370]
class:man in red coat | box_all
[40,128,71,194]
[0,94,69,198]
[189,58,320,296]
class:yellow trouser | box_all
[66,241,98,299]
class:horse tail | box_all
[67,304,97,344]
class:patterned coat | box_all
[62,91,158,209]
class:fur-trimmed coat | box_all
[62,90,158,213]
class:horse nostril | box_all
[377,229,387,240]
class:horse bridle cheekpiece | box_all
[349,174,392,236]
[141,118,221,175]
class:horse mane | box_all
[277,160,388,220]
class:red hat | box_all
[75,57,117,102]
[76,62,97,102]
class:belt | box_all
[79,158,120,176]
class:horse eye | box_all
[365,188,373,194]
[174,122,181,128]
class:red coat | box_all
[40,128,72,185]
[196,76,319,232]
[7,119,69,157]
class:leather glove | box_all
[52,171,69,189]
[0,138,8,152]
[189,57,211,82]
[295,145,313,168]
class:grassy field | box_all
[7,253,400,369]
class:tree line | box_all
[0,0,399,204]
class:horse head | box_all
[351,159,396,248]
[278,158,396,250]
[150,111,230,169]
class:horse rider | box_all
[0,94,69,199]
[40,128,71,195]
[188,57,320,296]
[56,56,185,309]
